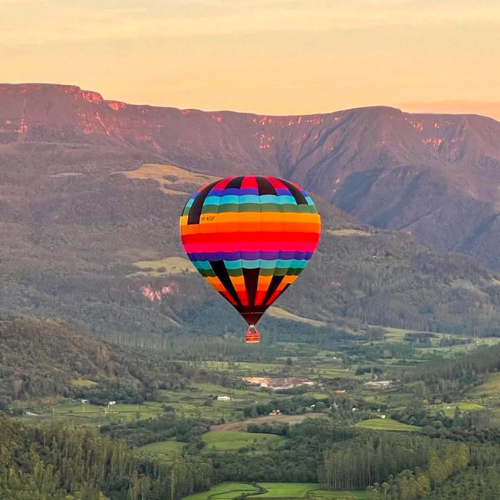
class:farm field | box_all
[430,401,485,416]
[116,163,217,195]
[256,483,320,497]
[327,229,371,237]
[468,372,500,396]
[188,382,270,400]
[311,491,366,499]
[210,413,326,431]
[135,439,185,462]
[131,256,195,276]
[17,401,165,426]
[379,327,500,356]
[202,430,283,452]
[182,483,260,500]
[355,418,420,432]
[182,483,366,500]
[314,367,357,379]
[426,337,500,355]
[267,306,327,327]
[201,361,284,374]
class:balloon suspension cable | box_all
[245,325,260,344]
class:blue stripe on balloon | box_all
[204,259,309,269]
[204,195,237,204]
[192,261,212,270]
[188,251,314,261]
[275,188,291,196]
[210,188,259,197]
[203,194,298,205]
[235,195,261,204]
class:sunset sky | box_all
[1,0,499,118]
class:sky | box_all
[1,0,499,118]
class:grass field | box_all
[427,337,500,355]
[210,413,326,432]
[19,401,165,426]
[256,483,320,498]
[469,373,500,396]
[431,401,485,416]
[315,367,357,379]
[19,380,273,427]
[188,382,269,400]
[70,378,98,388]
[311,491,366,499]
[155,382,273,421]
[135,439,185,462]
[327,229,371,237]
[355,418,420,432]
[202,431,283,451]
[183,482,260,500]
[116,163,217,195]
[182,483,366,500]
[131,256,195,276]
[201,361,283,374]
[267,307,327,327]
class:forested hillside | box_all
[3,415,499,500]
[1,156,500,343]
[0,317,247,406]
[0,417,210,500]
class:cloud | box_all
[399,101,500,121]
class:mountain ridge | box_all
[2,82,500,271]
[2,84,500,340]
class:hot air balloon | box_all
[179,175,321,343]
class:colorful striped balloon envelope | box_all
[179,175,321,343]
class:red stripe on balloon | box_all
[182,232,319,245]
[241,176,258,189]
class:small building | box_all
[217,396,231,401]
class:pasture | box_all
[211,413,326,432]
[468,372,500,396]
[202,430,283,452]
[181,482,366,500]
[135,439,185,462]
[431,401,485,416]
[182,483,260,500]
[116,163,217,195]
[267,306,327,327]
[256,483,319,497]
[355,418,420,432]
[131,256,195,276]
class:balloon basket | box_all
[245,326,260,344]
